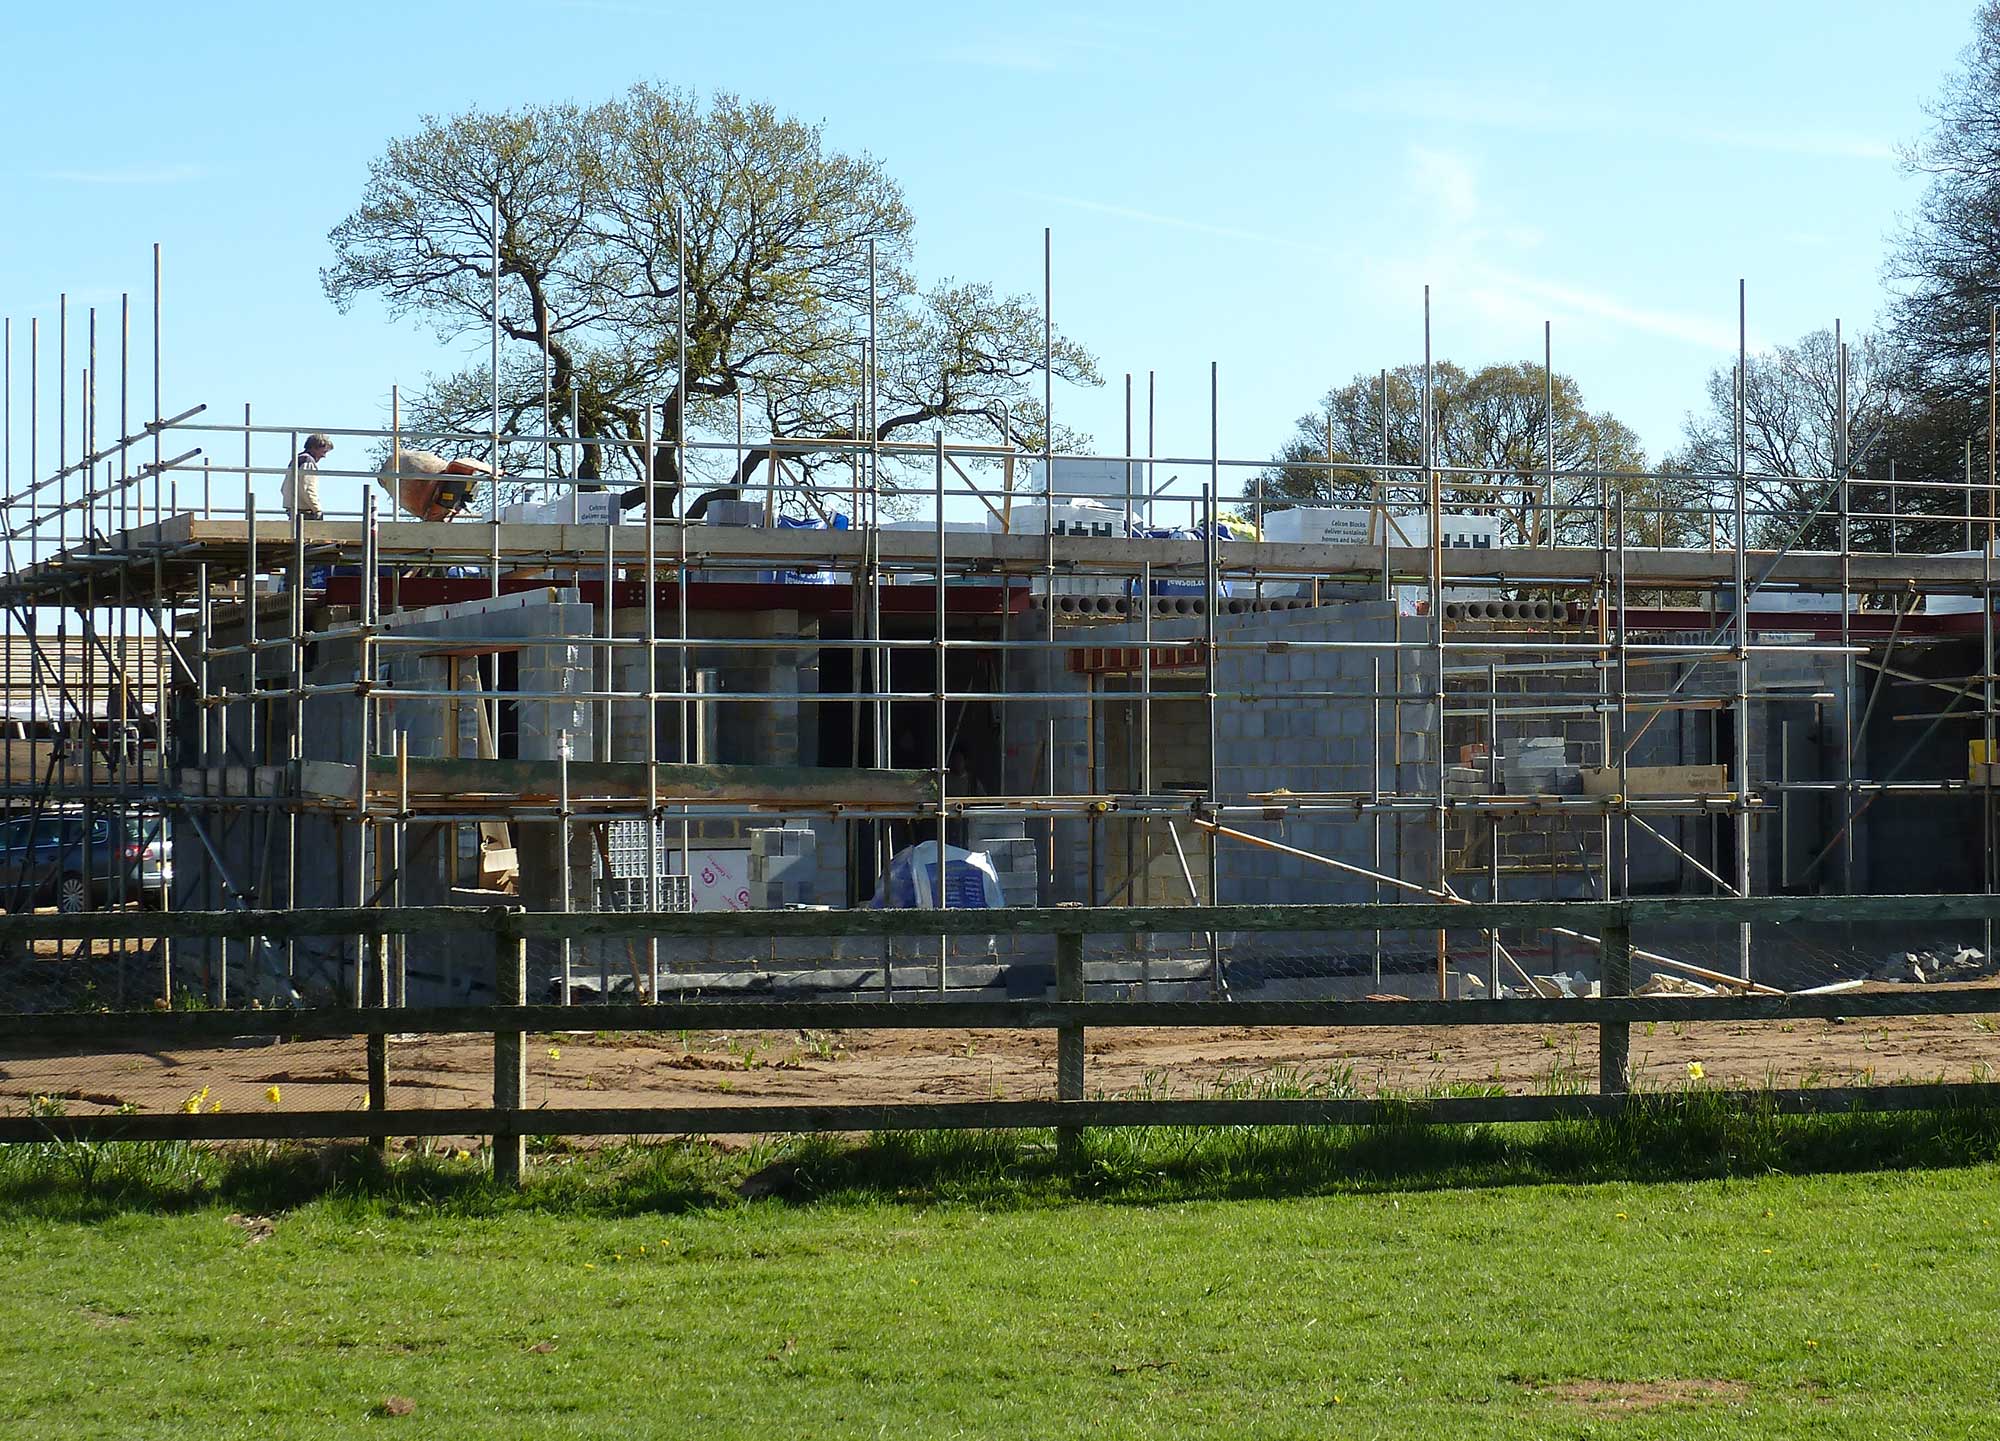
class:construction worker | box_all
[282,433,333,521]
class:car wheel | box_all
[56,873,88,913]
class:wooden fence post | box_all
[492,913,527,1186]
[366,933,389,1152]
[1598,912,1631,1096]
[1056,928,1085,1166]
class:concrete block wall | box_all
[1210,603,1438,906]
[1060,600,1438,909]
[1000,631,1093,903]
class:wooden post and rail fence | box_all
[4,896,2000,1185]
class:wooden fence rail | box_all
[2,896,1996,1183]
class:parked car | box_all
[0,810,171,912]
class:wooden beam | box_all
[297,757,941,809]
[10,986,2000,1047]
[0,893,1996,944]
[25,515,2000,603]
[6,1083,1998,1144]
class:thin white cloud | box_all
[38,163,205,186]
[1481,269,1748,352]
[1338,85,1893,162]
[930,14,1150,73]
[1686,127,1895,161]
[1383,144,1751,354]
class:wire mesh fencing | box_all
[2,898,1999,1160]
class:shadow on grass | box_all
[5,1093,2000,1222]
[759,1096,2000,1208]
[0,1136,744,1224]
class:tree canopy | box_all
[1254,362,1675,545]
[1870,2,2000,527]
[1672,329,1910,548]
[1888,3,2000,401]
[323,85,1099,515]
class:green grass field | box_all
[3,1109,1998,1439]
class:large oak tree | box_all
[323,85,1098,515]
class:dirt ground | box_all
[6,981,1999,1121]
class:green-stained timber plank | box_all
[5,1084,1999,1144]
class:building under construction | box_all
[3,256,1997,1013]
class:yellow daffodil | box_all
[266,1086,282,1106]
[1687,1061,1706,1081]
[548,1047,562,1061]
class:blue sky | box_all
[0,0,1982,516]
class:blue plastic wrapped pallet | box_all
[768,513,850,582]
[867,841,1004,909]
[1125,521,1234,597]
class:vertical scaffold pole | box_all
[489,192,502,598]
[1543,320,1555,545]
[1425,287,1447,999]
[933,429,948,993]
[1836,322,1855,898]
[1733,281,1752,980]
[644,401,659,997]
[1985,307,1997,962]
[1205,362,1222,992]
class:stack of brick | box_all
[748,826,817,909]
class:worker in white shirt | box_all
[282,433,333,521]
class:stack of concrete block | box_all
[1444,765,1487,797]
[699,498,766,527]
[748,826,816,909]
[978,836,1040,907]
[1501,737,1579,795]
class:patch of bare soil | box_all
[1529,1377,1749,1412]
[225,1213,277,1245]
[3,980,1997,1118]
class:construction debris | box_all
[1870,948,1993,984]
[1634,974,1719,997]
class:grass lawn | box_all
[2,1111,1997,1439]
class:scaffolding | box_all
[4,245,1999,1011]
